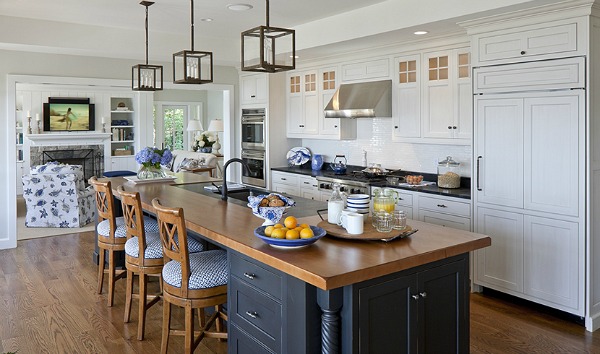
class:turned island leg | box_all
[317,288,344,354]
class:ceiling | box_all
[0,0,568,67]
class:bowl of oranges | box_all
[254,216,326,249]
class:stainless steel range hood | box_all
[324,79,392,118]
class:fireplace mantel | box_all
[27,132,112,143]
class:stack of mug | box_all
[335,194,370,235]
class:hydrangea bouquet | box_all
[135,147,173,179]
[192,132,216,152]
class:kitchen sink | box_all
[211,187,268,203]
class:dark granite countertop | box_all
[271,165,471,200]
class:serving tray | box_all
[124,176,177,184]
[317,218,414,241]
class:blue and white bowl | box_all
[347,194,370,201]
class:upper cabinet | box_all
[392,48,472,144]
[470,18,584,66]
[241,74,268,105]
[286,67,357,140]
[340,58,390,82]
[422,49,472,141]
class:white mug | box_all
[338,212,364,235]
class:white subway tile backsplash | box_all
[301,118,472,177]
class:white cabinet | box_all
[416,194,471,231]
[422,49,471,141]
[341,58,390,82]
[318,68,357,140]
[111,156,137,171]
[473,58,585,316]
[241,74,268,105]
[287,71,319,137]
[392,54,421,139]
[271,171,323,200]
[474,22,580,65]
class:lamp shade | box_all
[187,120,203,131]
[207,119,224,132]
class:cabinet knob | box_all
[419,292,427,298]
[412,294,420,300]
[448,126,452,130]
[520,50,526,55]
[452,126,457,129]
[281,178,287,181]
[334,125,338,128]
[250,95,256,98]
[394,126,399,129]
[437,204,447,208]
[245,311,259,319]
[243,272,256,280]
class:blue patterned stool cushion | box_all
[125,232,163,259]
[162,250,228,289]
[125,232,205,258]
[103,170,136,177]
[97,216,159,238]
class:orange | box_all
[284,216,298,229]
[285,229,300,239]
[271,228,286,239]
[300,227,314,239]
[273,223,284,229]
[264,226,275,236]
[294,226,304,232]
[299,223,310,229]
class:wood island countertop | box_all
[108,174,491,291]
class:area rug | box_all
[17,196,95,240]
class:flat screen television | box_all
[43,97,95,132]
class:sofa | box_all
[22,162,96,228]
[169,150,218,175]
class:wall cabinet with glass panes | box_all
[392,47,472,145]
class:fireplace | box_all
[30,145,104,182]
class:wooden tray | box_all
[317,218,413,241]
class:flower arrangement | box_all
[192,131,216,152]
[135,147,173,168]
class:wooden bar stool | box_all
[90,176,159,307]
[152,198,228,354]
[118,186,205,340]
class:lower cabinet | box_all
[344,254,469,354]
[271,171,323,201]
[417,195,471,231]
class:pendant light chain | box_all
[144,4,149,65]
[190,0,195,51]
[266,0,269,27]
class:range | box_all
[316,171,388,195]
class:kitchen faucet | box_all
[221,158,250,201]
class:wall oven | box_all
[241,108,266,150]
[241,149,266,188]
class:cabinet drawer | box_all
[474,57,584,94]
[419,210,471,231]
[418,196,471,217]
[230,252,282,301]
[271,171,298,186]
[229,323,276,354]
[230,277,282,353]
[477,23,578,63]
[395,191,413,207]
[298,175,318,190]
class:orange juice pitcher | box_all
[372,188,398,213]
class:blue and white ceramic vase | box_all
[311,154,324,170]
[200,147,212,153]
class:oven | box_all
[241,108,266,150]
[241,149,266,188]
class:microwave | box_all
[241,108,265,150]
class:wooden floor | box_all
[1,232,599,353]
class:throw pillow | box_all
[176,157,206,172]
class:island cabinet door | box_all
[417,257,469,354]
[356,274,418,354]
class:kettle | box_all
[330,155,347,175]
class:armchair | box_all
[22,162,96,228]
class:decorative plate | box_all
[286,147,311,166]
[254,225,326,249]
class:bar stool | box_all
[118,186,205,340]
[152,198,228,354]
[90,176,159,307]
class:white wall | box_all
[301,118,472,176]
[0,49,239,249]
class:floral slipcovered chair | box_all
[22,162,96,228]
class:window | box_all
[162,105,187,150]
[428,55,448,81]
[399,60,417,84]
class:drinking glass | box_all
[392,210,407,230]
[375,212,393,233]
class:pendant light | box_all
[241,0,295,73]
[132,1,163,91]
[173,0,213,84]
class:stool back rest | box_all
[89,176,118,241]
[152,198,192,296]
[117,185,147,249]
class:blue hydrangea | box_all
[135,147,173,168]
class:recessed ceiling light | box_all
[201,18,213,22]
[227,3,253,11]
[414,30,429,35]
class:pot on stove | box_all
[330,155,347,175]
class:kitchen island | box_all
[104,175,490,353]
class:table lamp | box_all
[187,119,203,151]
[207,119,224,154]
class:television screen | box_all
[43,101,95,132]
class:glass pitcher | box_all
[372,188,398,214]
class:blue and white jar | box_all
[311,154,324,170]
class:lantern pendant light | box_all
[173,0,213,84]
[132,1,163,91]
[241,0,295,73]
